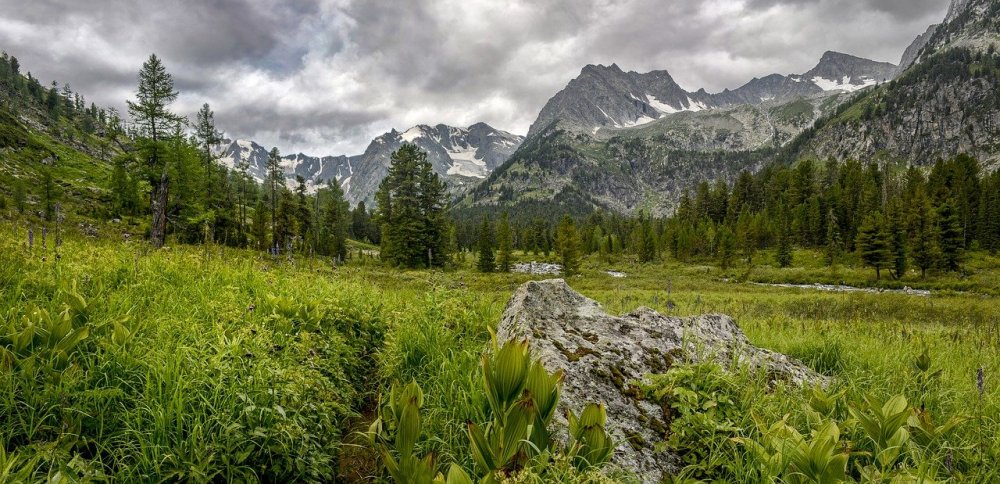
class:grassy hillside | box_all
[2,221,999,481]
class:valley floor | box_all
[2,222,999,481]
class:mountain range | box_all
[526,51,896,139]
[458,0,1000,218]
[214,0,998,219]
[216,122,523,206]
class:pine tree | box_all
[824,209,841,267]
[127,54,182,248]
[295,176,312,244]
[319,180,349,261]
[639,217,657,262]
[496,212,513,272]
[888,205,908,279]
[911,197,939,278]
[266,147,283,249]
[275,189,296,251]
[194,103,223,224]
[476,216,495,273]
[46,81,59,118]
[716,225,736,270]
[857,212,892,280]
[938,201,964,272]
[374,145,451,268]
[40,167,57,220]
[194,103,223,160]
[417,158,450,267]
[251,199,269,250]
[775,212,793,268]
[556,215,581,276]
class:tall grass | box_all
[2,222,999,481]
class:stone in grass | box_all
[496,279,826,482]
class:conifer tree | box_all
[824,209,841,267]
[716,225,735,270]
[639,217,657,262]
[496,212,513,272]
[556,215,581,276]
[319,180,349,261]
[938,201,964,272]
[374,145,451,268]
[194,103,223,219]
[251,199,269,250]
[911,197,939,278]
[733,210,752,265]
[857,212,891,280]
[889,205,908,279]
[476,216,495,273]
[127,54,183,248]
[775,213,793,268]
[275,188,296,251]
[12,180,26,214]
[266,147,283,248]
[295,176,312,244]
[351,201,368,241]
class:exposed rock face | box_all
[807,61,1000,168]
[496,279,824,482]
[526,52,896,139]
[896,24,940,75]
[511,262,562,275]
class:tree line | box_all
[665,154,998,278]
[105,54,381,259]
[7,51,1000,280]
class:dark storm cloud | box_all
[0,0,951,155]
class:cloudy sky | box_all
[0,0,950,155]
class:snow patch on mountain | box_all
[401,126,424,143]
[811,76,877,92]
[646,94,680,114]
[446,148,489,177]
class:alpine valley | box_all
[4,1,1000,482]
[203,0,1000,220]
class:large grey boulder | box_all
[496,279,825,482]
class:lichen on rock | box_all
[496,279,826,482]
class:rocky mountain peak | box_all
[803,51,896,88]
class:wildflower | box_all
[28,228,33,249]
[977,366,985,400]
[945,449,954,474]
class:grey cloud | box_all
[0,0,952,155]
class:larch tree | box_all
[127,54,183,248]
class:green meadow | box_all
[2,222,998,482]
